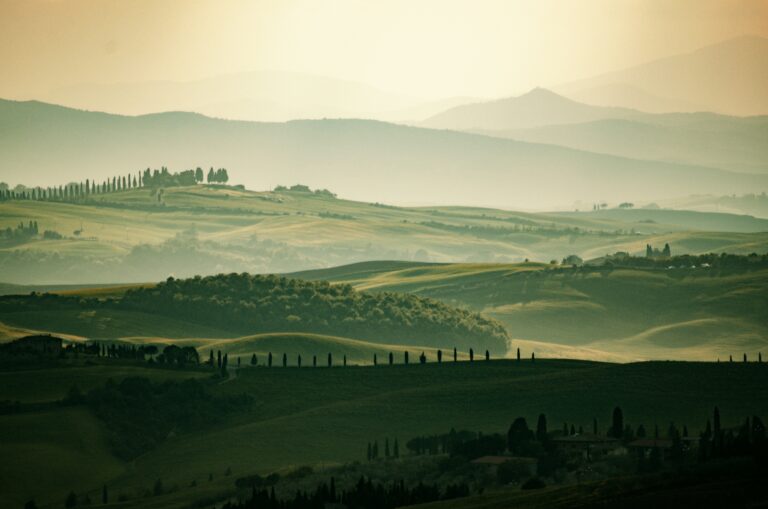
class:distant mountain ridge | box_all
[421,88,768,174]
[556,35,768,116]
[2,98,767,209]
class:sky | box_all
[1,0,767,101]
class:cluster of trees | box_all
[606,251,768,271]
[646,243,672,258]
[273,184,336,198]
[0,166,231,202]
[119,273,508,351]
[66,377,251,459]
[223,476,469,509]
[366,438,400,460]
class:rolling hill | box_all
[3,359,768,508]
[292,260,768,362]
[2,99,767,209]
[2,185,768,285]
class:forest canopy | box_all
[120,274,508,351]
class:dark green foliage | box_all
[521,477,546,490]
[115,274,508,350]
[611,406,624,439]
[65,491,77,508]
[508,417,535,455]
[81,377,251,459]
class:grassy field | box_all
[293,261,768,361]
[2,359,767,508]
[2,185,767,285]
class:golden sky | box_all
[1,0,767,100]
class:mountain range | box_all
[2,98,767,209]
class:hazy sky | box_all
[1,0,767,100]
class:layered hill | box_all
[292,260,768,362]
[2,99,766,209]
[2,185,768,285]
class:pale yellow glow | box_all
[1,0,766,101]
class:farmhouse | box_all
[552,433,622,460]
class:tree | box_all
[217,350,222,369]
[437,349,442,363]
[453,347,457,362]
[282,352,287,367]
[536,413,548,442]
[268,352,273,367]
[297,354,302,368]
[517,347,521,361]
[207,167,214,183]
[102,485,108,504]
[24,501,37,509]
[419,351,426,364]
[313,355,317,367]
[343,354,347,367]
[485,349,490,361]
[394,438,399,458]
[646,244,653,258]
[251,353,258,365]
[507,417,534,455]
[153,478,164,496]
[209,350,214,366]
[373,353,377,366]
[469,348,474,362]
[404,351,409,365]
[662,243,671,257]
[611,407,624,439]
[328,352,332,367]
[389,352,394,365]
[65,491,77,508]
[195,167,204,182]
[385,438,390,457]
[367,442,372,461]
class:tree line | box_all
[0,166,230,202]
[222,476,469,509]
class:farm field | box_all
[2,358,767,508]
[2,185,768,285]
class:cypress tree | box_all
[297,354,302,368]
[469,348,474,362]
[536,413,548,442]
[343,354,347,367]
[217,350,222,368]
[611,407,624,439]
[453,347,457,362]
[102,485,108,504]
[251,353,257,365]
[373,353,377,366]
[328,352,332,367]
[485,350,490,361]
[517,347,521,361]
[744,353,748,363]
[404,351,409,365]
[268,352,273,367]
[209,350,214,366]
[437,349,442,363]
[313,355,317,367]
[282,352,287,367]
[531,352,535,361]
[389,352,394,365]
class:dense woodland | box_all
[0,273,509,351]
[119,274,508,351]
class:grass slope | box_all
[2,185,767,284]
[4,360,768,507]
[292,261,768,361]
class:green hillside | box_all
[292,260,768,361]
[2,98,767,210]
[3,359,767,508]
[0,272,509,352]
[2,184,767,285]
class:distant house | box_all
[0,334,63,357]
[627,438,673,459]
[552,433,622,460]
